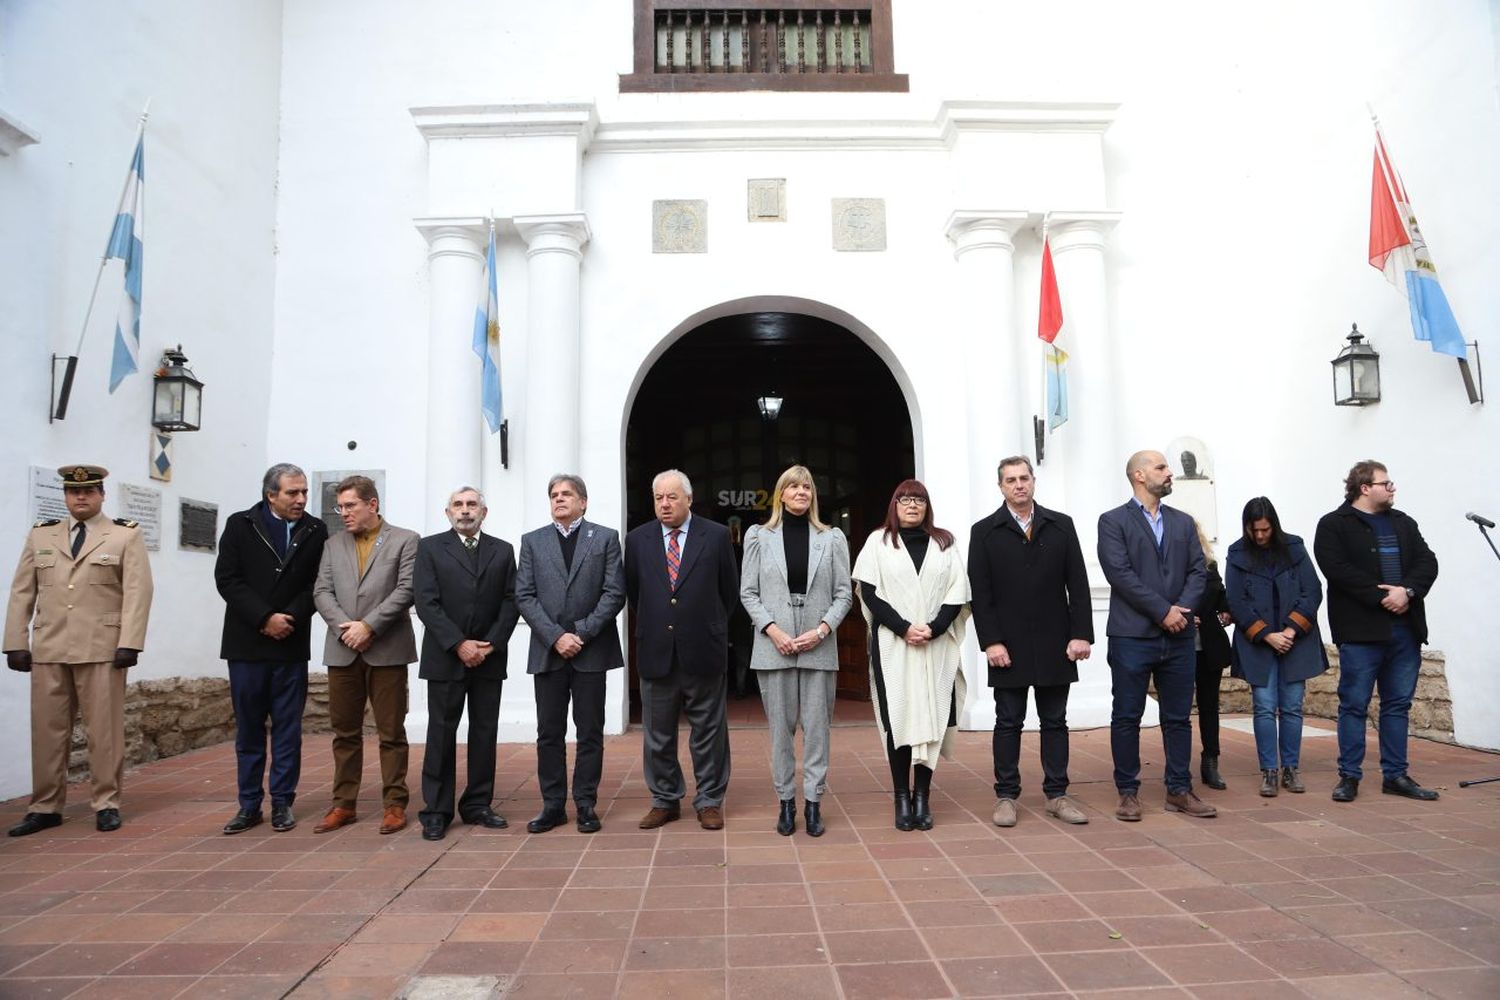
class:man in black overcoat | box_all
[968,456,1093,828]
[413,486,519,840]
[215,463,328,834]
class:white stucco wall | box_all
[0,1,284,798]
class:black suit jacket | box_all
[413,530,520,681]
[1313,503,1438,644]
[215,503,328,662]
[624,515,739,679]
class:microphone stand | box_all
[1458,515,1500,788]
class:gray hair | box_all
[547,474,588,500]
[449,485,486,506]
[652,469,693,498]
[996,455,1034,479]
[262,463,306,498]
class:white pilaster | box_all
[514,214,591,530]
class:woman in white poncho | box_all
[852,480,970,831]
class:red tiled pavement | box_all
[0,711,1497,997]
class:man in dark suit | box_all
[515,474,626,834]
[969,456,1093,829]
[214,462,328,835]
[413,486,519,841]
[1097,450,1214,822]
[624,469,739,830]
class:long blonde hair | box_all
[1193,518,1216,568]
[765,465,829,532]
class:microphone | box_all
[1467,512,1496,529]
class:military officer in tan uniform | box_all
[4,465,153,835]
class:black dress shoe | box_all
[893,791,915,832]
[1332,776,1360,802]
[7,812,62,837]
[462,808,509,829]
[421,816,448,841]
[803,801,825,838]
[271,804,295,832]
[1382,774,1439,801]
[526,808,567,834]
[1200,753,1227,790]
[575,805,601,834]
[222,809,263,835]
[96,808,122,832]
[911,791,934,831]
[776,798,796,836]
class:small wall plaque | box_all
[179,499,219,553]
[119,483,162,552]
[653,200,707,253]
[316,469,386,534]
[747,179,786,222]
[832,198,887,252]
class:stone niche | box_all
[67,672,346,780]
[1213,645,1455,743]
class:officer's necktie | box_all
[71,522,86,559]
[666,529,682,590]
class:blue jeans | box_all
[1107,634,1196,795]
[1336,624,1420,780]
[228,660,309,811]
[1251,659,1305,770]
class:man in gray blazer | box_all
[1097,451,1213,822]
[312,475,420,835]
[514,474,626,834]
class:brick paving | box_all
[0,708,1497,998]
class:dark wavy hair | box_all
[1342,459,1386,505]
[1241,496,1291,566]
[881,479,954,550]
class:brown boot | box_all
[1115,793,1142,822]
[1164,790,1217,818]
[379,805,407,835]
[1260,769,1280,797]
[313,807,356,834]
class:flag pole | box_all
[53,102,150,421]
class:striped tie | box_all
[666,529,682,590]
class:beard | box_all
[1149,480,1173,498]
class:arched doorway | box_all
[623,309,916,721]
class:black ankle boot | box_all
[912,766,934,830]
[893,791,915,831]
[776,798,796,836]
[1200,753,1226,790]
[803,801,825,837]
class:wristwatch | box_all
[1404,587,1417,599]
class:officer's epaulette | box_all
[113,518,139,528]
[33,518,61,528]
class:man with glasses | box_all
[313,476,420,834]
[1314,460,1440,803]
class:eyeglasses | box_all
[1368,480,1396,491]
[333,500,369,514]
[895,496,928,507]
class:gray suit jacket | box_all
[739,522,853,672]
[1097,500,1206,639]
[514,519,626,675]
[313,520,420,666]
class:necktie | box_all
[666,529,682,590]
[464,535,477,552]
[71,522,86,558]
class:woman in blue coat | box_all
[1225,498,1329,797]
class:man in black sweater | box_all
[214,463,328,833]
[1313,459,1440,804]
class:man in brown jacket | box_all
[4,464,154,835]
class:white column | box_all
[1048,212,1125,730]
[416,219,487,536]
[514,214,591,530]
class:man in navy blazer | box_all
[412,487,519,841]
[1097,451,1215,822]
[624,469,739,831]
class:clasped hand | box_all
[337,620,374,652]
[904,623,933,646]
[457,638,493,668]
[767,624,824,655]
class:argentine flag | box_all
[472,228,503,433]
[107,136,145,392]
[1368,127,1466,359]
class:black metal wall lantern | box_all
[1331,324,1381,406]
[151,345,204,431]
[756,392,783,421]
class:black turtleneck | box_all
[861,528,963,638]
[782,512,810,594]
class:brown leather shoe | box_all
[379,805,408,835]
[313,807,356,834]
[1115,793,1142,822]
[1164,790,1217,818]
[696,806,725,830]
[638,804,681,830]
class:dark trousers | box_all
[534,667,607,809]
[993,684,1071,801]
[1194,649,1224,757]
[228,660,308,811]
[420,674,502,823]
[640,656,730,811]
[1108,634,1197,795]
[328,658,409,811]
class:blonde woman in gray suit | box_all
[739,465,853,837]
